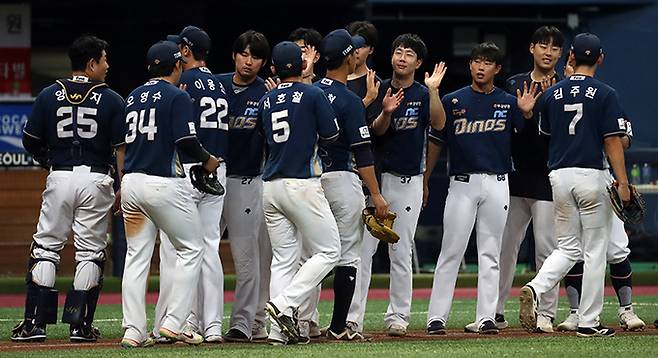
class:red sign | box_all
[0,48,30,96]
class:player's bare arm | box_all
[516,81,541,119]
[358,165,389,218]
[371,88,404,135]
[604,135,631,202]
[363,69,380,107]
[422,140,442,208]
[424,62,448,130]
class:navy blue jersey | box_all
[537,75,627,170]
[216,73,267,177]
[315,78,370,172]
[376,80,430,176]
[347,72,383,124]
[257,82,339,181]
[178,67,228,162]
[123,79,197,177]
[505,71,562,201]
[433,86,525,176]
[23,76,124,167]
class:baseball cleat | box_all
[309,320,322,339]
[387,323,407,337]
[265,301,300,343]
[654,317,658,328]
[576,325,615,337]
[535,314,554,333]
[149,332,174,344]
[557,311,579,332]
[479,320,499,335]
[267,337,287,346]
[224,328,251,342]
[427,320,446,335]
[204,334,224,343]
[327,327,371,341]
[159,327,204,345]
[119,337,155,348]
[519,285,538,332]
[618,306,645,331]
[495,313,509,330]
[10,320,46,342]
[463,322,478,333]
[252,324,268,341]
[69,324,101,342]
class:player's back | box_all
[24,76,125,167]
[538,75,626,170]
[315,77,369,172]
[124,79,194,177]
[179,67,228,162]
[259,82,338,180]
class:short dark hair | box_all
[531,26,564,47]
[68,35,109,72]
[346,21,378,48]
[276,67,302,81]
[391,33,427,61]
[470,42,503,64]
[148,62,177,78]
[233,30,271,61]
[325,53,352,71]
[288,27,322,48]
[573,51,599,67]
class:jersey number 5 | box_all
[200,97,229,130]
[564,103,583,135]
[271,110,290,143]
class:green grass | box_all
[1,295,657,356]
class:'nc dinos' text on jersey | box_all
[216,73,267,177]
[23,76,125,167]
[258,82,339,181]
[376,80,430,176]
[123,79,196,177]
[315,77,370,172]
[179,67,228,162]
[537,75,627,170]
[432,86,524,176]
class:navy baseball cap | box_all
[272,41,303,74]
[167,25,211,56]
[320,29,366,62]
[571,33,602,61]
[147,41,186,69]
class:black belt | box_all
[51,165,110,174]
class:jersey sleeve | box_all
[511,101,525,132]
[420,88,430,126]
[23,92,48,139]
[344,98,370,147]
[536,93,551,136]
[428,126,445,144]
[108,91,126,146]
[600,90,627,138]
[314,91,339,140]
[171,92,197,142]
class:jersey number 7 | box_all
[564,103,583,135]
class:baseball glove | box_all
[189,165,225,196]
[607,181,646,225]
[362,207,399,244]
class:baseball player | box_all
[288,28,322,85]
[346,21,381,110]
[463,26,565,334]
[519,33,630,338]
[348,33,447,337]
[118,40,220,348]
[312,29,389,340]
[216,30,272,342]
[11,35,123,343]
[554,62,645,333]
[259,41,341,345]
[150,26,228,344]
[426,42,540,335]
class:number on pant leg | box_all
[400,176,412,184]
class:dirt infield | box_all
[2,286,657,308]
[1,328,657,352]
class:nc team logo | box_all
[229,106,258,129]
[393,107,419,130]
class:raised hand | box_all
[540,77,556,92]
[424,62,447,90]
[516,81,542,116]
[382,88,404,114]
[364,69,380,105]
[265,77,279,92]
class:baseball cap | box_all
[320,29,366,62]
[147,41,186,69]
[167,25,211,56]
[271,41,303,74]
[571,33,602,61]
